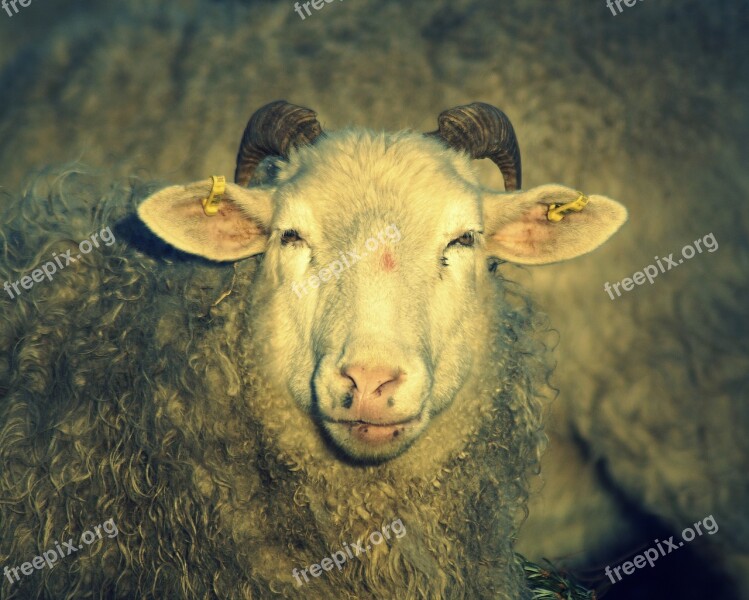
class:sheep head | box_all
[137,101,627,463]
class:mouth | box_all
[327,413,424,446]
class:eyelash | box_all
[446,231,476,249]
[441,231,479,267]
[280,229,303,245]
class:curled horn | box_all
[235,100,323,186]
[426,102,522,191]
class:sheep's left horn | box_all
[235,100,323,186]
[426,102,522,191]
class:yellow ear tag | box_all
[547,192,589,222]
[202,175,226,216]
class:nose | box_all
[340,364,405,421]
[343,364,403,399]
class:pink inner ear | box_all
[179,200,264,253]
[493,204,555,256]
[213,202,265,246]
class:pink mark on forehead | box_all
[380,250,397,272]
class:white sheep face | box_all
[137,129,627,462]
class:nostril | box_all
[342,370,358,391]
[341,365,403,400]
[374,376,400,398]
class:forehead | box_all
[272,129,482,233]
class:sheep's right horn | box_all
[426,102,522,191]
[235,100,324,186]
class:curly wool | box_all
[0,166,554,599]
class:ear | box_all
[137,178,274,261]
[483,184,627,265]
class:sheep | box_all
[0,100,626,599]
[1,0,747,597]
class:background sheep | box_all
[1,0,747,598]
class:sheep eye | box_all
[281,229,303,245]
[447,231,476,249]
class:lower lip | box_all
[340,419,419,445]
